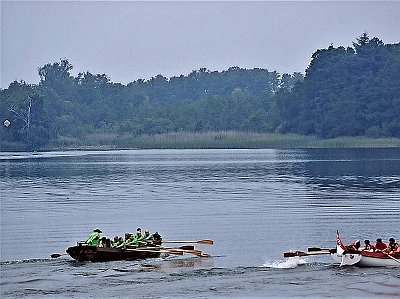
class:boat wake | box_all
[261,257,308,269]
[0,258,52,265]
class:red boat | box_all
[283,232,400,267]
[333,231,400,267]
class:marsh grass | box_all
[53,131,400,150]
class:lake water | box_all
[1,148,399,298]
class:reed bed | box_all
[52,131,400,150]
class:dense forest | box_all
[1,33,399,150]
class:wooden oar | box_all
[51,252,68,258]
[158,246,210,257]
[126,247,184,255]
[308,247,335,252]
[162,239,214,245]
[178,245,195,251]
[284,250,332,258]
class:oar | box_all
[308,247,335,252]
[51,252,68,258]
[178,245,195,251]
[159,246,210,257]
[377,250,400,264]
[126,247,184,255]
[284,250,332,258]
[162,239,214,245]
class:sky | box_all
[1,1,399,88]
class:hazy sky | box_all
[1,1,399,88]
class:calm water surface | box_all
[1,149,399,298]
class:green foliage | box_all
[1,33,399,150]
[1,59,286,149]
[277,33,400,138]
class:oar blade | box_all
[186,249,204,256]
[158,245,210,257]
[283,251,306,258]
[51,253,65,258]
[200,252,211,257]
[198,239,214,245]
[179,245,195,251]
[166,250,184,256]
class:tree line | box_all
[1,33,399,150]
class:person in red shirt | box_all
[375,238,387,251]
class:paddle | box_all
[162,239,214,245]
[51,252,68,258]
[284,250,332,258]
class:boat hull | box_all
[66,244,161,262]
[356,251,400,267]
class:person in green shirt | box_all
[117,233,135,248]
[134,228,147,247]
[85,229,102,246]
[112,236,124,248]
[143,229,154,243]
[134,228,143,239]
[122,229,146,247]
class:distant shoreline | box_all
[2,131,400,152]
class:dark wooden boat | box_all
[66,243,161,262]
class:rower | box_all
[116,233,133,248]
[361,239,374,251]
[125,233,136,246]
[143,229,154,242]
[346,240,360,253]
[112,236,123,248]
[85,229,102,246]
[133,228,147,246]
[375,238,387,251]
[117,236,124,247]
[153,232,162,245]
[386,238,398,253]
[135,228,143,240]
[99,236,110,247]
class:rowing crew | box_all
[347,237,399,254]
[85,228,162,248]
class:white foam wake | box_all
[260,257,308,269]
